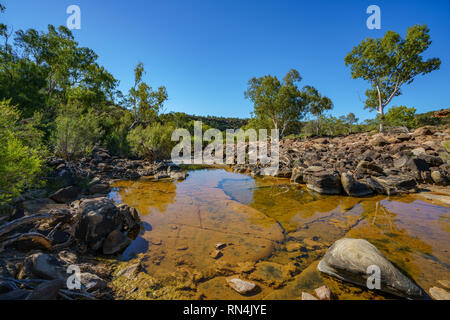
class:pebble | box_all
[314,285,332,300]
[226,278,257,295]
[301,292,318,300]
[429,287,450,300]
[210,250,223,259]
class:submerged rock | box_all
[226,278,257,295]
[301,292,318,300]
[314,285,332,300]
[429,287,450,300]
[318,238,426,299]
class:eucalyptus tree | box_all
[303,85,333,136]
[345,24,441,132]
[128,62,168,129]
[245,69,329,138]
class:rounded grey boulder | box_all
[317,238,426,299]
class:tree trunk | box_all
[378,106,384,133]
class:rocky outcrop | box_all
[303,166,341,195]
[341,173,373,197]
[49,186,79,203]
[232,126,450,196]
[72,197,141,254]
[318,238,426,299]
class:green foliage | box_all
[127,123,176,161]
[384,105,418,129]
[128,62,168,127]
[52,103,103,160]
[345,25,441,131]
[0,100,44,204]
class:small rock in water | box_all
[227,278,257,295]
[429,287,450,300]
[215,243,226,250]
[314,285,332,300]
[301,292,318,300]
[210,250,223,259]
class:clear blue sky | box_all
[2,0,449,121]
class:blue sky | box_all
[2,0,449,121]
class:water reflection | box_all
[109,169,449,299]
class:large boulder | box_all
[49,186,79,203]
[19,253,66,280]
[355,161,385,177]
[318,238,426,299]
[341,173,373,197]
[366,175,417,195]
[73,197,140,253]
[303,166,341,195]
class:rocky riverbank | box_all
[234,126,450,196]
[0,125,449,300]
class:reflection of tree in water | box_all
[112,179,177,215]
[247,178,341,232]
[348,198,434,281]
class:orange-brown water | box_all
[108,168,450,300]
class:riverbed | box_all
[108,168,450,300]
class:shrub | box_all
[53,103,103,160]
[384,105,418,129]
[127,122,176,161]
[0,100,44,204]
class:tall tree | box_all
[303,85,333,136]
[245,69,320,137]
[128,62,168,129]
[345,24,441,132]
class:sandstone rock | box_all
[80,273,107,292]
[303,166,341,195]
[170,171,187,180]
[26,279,64,300]
[355,161,384,177]
[429,287,450,300]
[301,292,318,300]
[368,175,417,195]
[290,166,304,184]
[49,186,79,203]
[89,183,110,194]
[226,278,257,295]
[117,263,142,279]
[413,127,433,136]
[371,135,389,147]
[411,147,426,156]
[314,285,332,300]
[210,250,223,259]
[73,197,123,252]
[318,238,425,299]
[20,253,65,280]
[103,229,131,255]
[341,173,373,197]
